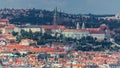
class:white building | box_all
[62,29,89,39]
[62,22,90,39]
[90,32,105,40]
[101,13,120,20]
[86,27,106,41]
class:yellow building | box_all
[14,25,42,33]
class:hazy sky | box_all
[0,0,120,14]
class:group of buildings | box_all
[0,8,118,68]
[0,8,111,41]
[0,33,119,68]
[0,43,120,68]
[100,13,120,20]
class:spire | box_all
[54,7,58,16]
[59,8,62,17]
[82,22,85,29]
[76,22,80,30]
[53,7,58,26]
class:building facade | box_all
[62,29,90,39]
[14,25,41,33]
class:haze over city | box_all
[0,0,120,14]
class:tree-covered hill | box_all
[0,8,120,29]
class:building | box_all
[62,22,109,40]
[100,13,120,20]
[87,29,106,41]
[42,8,110,40]
[19,38,37,46]
[41,7,66,36]
[0,24,15,34]
[4,24,15,34]
[0,34,16,45]
[14,25,41,33]
[86,24,109,41]
[62,29,89,39]
[89,30,105,40]
[62,22,89,39]
[0,19,9,25]
[41,25,66,37]
[0,19,9,34]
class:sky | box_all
[0,0,120,14]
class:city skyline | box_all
[0,0,120,14]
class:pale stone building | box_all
[14,25,41,33]
[62,29,89,39]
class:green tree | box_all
[12,31,18,36]
[16,35,22,42]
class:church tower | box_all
[53,7,58,26]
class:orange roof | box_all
[28,54,36,57]
[64,29,87,32]
[64,64,85,67]
[86,28,100,31]
[30,47,55,52]
[90,30,105,34]
[42,25,66,29]
[0,34,12,37]
[0,22,6,25]
[7,37,16,40]
[86,28,105,34]
[50,58,54,61]
[5,45,31,50]
[5,24,15,29]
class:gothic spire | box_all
[53,7,58,26]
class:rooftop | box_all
[16,25,41,28]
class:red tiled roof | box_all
[5,45,30,51]
[86,28,105,34]
[5,24,15,29]
[30,47,56,52]
[0,34,12,37]
[100,24,109,29]
[0,22,6,25]
[86,28,100,31]
[64,29,88,32]
[42,25,66,29]
[7,37,16,40]
[90,30,105,34]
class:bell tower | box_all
[53,7,58,26]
